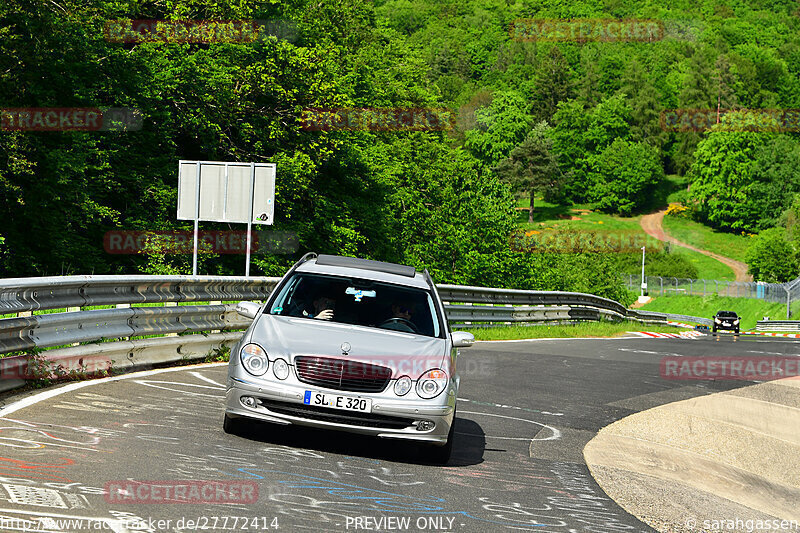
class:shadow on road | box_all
[229,416,486,467]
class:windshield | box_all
[267,273,443,338]
[716,311,738,318]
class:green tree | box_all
[464,90,532,168]
[746,228,798,282]
[674,48,717,175]
[589,139,664,216]
[576,51,602,108]
[687,113,770,231]
[713,54,739,117]
[748,137,800,230]
[551,94,632,202]
[494,122,563,222]
[531,46,574,122]
[619,59,667,153]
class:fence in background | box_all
[622,274,800,319]
[621,274,791,301]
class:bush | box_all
[665,202,689,217]
[617,249,699,279]
[745,228,798,282]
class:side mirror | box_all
[451,331,475,348]
[235,301,261,320]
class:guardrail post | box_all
[787,286,791,320]
[659,277,663,295]
[165,301,178,336]
[690,279,693,295]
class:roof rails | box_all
[315,254,417,278]
[422,269,435,290]
[286,252,318,276]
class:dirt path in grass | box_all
[640,209,752,282]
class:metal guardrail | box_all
[0,275,710,394]
[658,313,713,326]
[756,320,800,332]
[437,284,672,324]
[0,275,281,393]
[0,275,278,314]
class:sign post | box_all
[177,160,276,276]
[246,162,255,277]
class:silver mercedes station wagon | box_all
[223,253,474,463]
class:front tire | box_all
[425,409,456,465]
[223,413,243,435]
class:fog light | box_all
[416,420,435,431]
[240,396,257,408]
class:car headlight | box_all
[273,358,289,380]
[416,369,447,399]
[733,319,740,325]
[394,376,412,396]
[714,318,721,324]
[241,343,268,376]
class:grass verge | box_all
[515,199,738,280]
[515,200,644,232]
[638,295,800,330]
[661,246,736,281]
[662,215,754,264]
[461,321,683,341]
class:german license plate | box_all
[303,391,372,413]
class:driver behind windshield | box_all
[391,302,413,321]
[379,301,417,332]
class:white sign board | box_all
[176,160,276,277]
[177,160,275,225]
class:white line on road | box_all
[459,410,561,444]
[188,371,225,387]
[0,363,227,417]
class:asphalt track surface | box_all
[0,333,795,533]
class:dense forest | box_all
[2,0,800,299]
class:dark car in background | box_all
[712,310,740,334]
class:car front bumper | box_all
[224,375,457,445]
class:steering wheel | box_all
[378,317,419,334]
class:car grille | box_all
[294,356,392,393]
[259,399,414,429]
